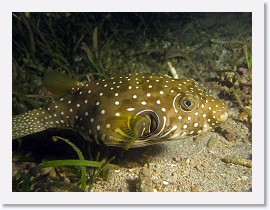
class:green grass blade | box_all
[51,136,86,190]
[39,159,119,170]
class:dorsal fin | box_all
[43,72,80,95]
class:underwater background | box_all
[12,12,252,192]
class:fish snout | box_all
[218,111,228,122]
[203,95,228,125]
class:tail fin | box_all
[12,108,57,139]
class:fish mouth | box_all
[135,110,161,138]
[219,112,229,122]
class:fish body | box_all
[13,73,228,148]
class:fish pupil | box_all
[185,100,192,106]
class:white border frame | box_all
[0,0,265,205]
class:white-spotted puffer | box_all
[12,72,228,149]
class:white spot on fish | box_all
[141,101,147,105]
[101,134,106,141]
[77,104,80,108]
[127,108,135,111]
[194,123,198,127]
[106,124,111,129]
[161,107,166,112]
[160,91,164,95]
[183,124,188,129]
[115,101,119,105]
[133,95,137,99]
[156,100,161,104]
[101,110,105,114]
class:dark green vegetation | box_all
[13,135,119,191]
[12,13,252,192]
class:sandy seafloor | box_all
[89,113,251,192]
[12,13,252,192]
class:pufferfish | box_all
[12,72,228,149]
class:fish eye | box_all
[179,95,197,112]
[173,93,199,113]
